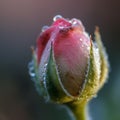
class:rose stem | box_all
[66,101,89,120]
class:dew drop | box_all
[41,63,48,84]
[80,38,82,41]
[93,44,101,79]
[43,64,47,73]
[42,26,49,32]
[70,18,77,25]
[53,15,62,21]
[70,18,80,26]
[44,63,48,68]
[58,26,64,29]
[82,44,84,48]
[76,97,82,101]
[93,94,97,98]
[70,18,85,31]
[43,75,46,84]
[28,61,35,78]
[88,80,92,85]
[47,47,50,52]
[87,46,90,51]
[29,70,35,77]
[86,98,89,102]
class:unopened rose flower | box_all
[29,15,109,106]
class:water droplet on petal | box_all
[53,15,62,21]
[44,63,48,70]
[70,18,85,31]
[70,18,78,25]
[42,26,49,32]
[80,38,82,41]
[41,63,48,85]
[58,26,64,29]
[87,46,90,51]
[82,44,84,48]
[47,47,50,52]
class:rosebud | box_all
[29,15,109,104]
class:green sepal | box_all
[94,27,109,89]
[74,41,100,103]
[32,49,39,82]
[46,46,74,103]
[31,49,48,98]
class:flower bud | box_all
[29,15,109,104]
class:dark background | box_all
[0,0,120,120]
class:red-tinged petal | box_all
[36,18,70,64]
[52,18,72,27]
[53,27,91,96]
[36,27,53,63]
[37,17,85,64]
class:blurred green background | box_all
[0,0,120,120]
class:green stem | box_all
[66,101,89,120]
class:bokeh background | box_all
[0,0,120,120]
